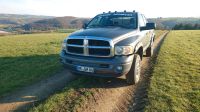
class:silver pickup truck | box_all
[60,11,156,84]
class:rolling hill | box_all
[0,14,54,25]
[1,13,200,32]
[21,16,90,31]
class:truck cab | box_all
[60,11,156,84]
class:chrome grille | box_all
[65,37,113,57]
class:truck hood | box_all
[69,27,138,40]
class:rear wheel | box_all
[126,54,141,85]
[146,44,154,57]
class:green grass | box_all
[56,29,77,33]
[30,77,96,112]
[145,30,200,112]
[0,33,68,97]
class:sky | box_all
[0,0,200,18]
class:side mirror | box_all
[82,23,88,29]
[140,23,156,31]
[146,23,156,29]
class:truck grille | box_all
[66,38,113,57]
[67,46,83,54]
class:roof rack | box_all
[102,10,136,14]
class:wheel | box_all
[146,44,154,57]
[126,54,141,85]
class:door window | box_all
[138,14,145,27]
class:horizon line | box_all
[0,13,200,19]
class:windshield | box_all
[87,13,137,29]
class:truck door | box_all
[138,14,149,49]
[142,15,152,48]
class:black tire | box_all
[146,44,154,57]
[126,54,141,85]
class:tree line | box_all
[173,23,200,30]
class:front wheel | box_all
[126,54,141,85]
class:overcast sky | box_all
[0,0,200,18]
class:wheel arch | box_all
[134,42,143,60]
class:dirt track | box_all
[0,32,168,112]
[0,70,76,112]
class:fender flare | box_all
[134,42,143,53]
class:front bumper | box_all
[60,50,134,77]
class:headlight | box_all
[115,46,134,55]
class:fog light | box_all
[116,66,123,71]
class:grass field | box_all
[29,30,167,112]
[56,29,77,33]
[145,30,200,112]
[0,33,68,97]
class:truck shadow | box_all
[74,75,130,88]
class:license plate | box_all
[76,66,94,73]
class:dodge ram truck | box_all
[60,11,156,84]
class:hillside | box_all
[0,14,54,25]
[21,16,90,31]
[149,17,200,29]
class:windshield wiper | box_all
[87,25,103,28]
